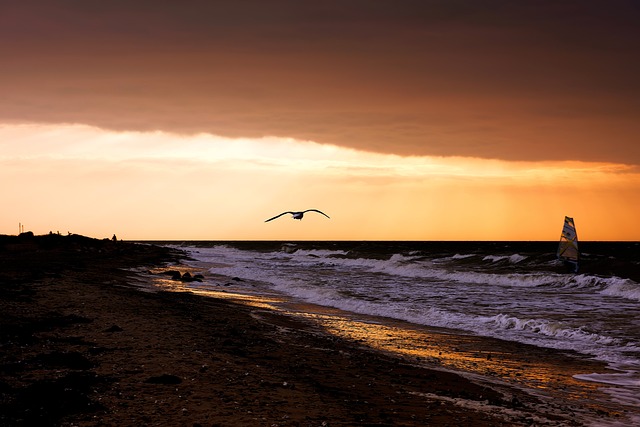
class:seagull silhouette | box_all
[265,209,330,222]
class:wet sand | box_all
[0,234,628,426]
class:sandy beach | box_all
[0,234,628,426]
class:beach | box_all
[0,234,631,426]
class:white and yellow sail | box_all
[557,216,579,272]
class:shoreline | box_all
[0,234,631,425]
[149,269,627,424]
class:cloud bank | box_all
[1,0,639,164]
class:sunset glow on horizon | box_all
[2,2,639,241]
[2,123,639,241]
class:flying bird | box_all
[265,209,330,222]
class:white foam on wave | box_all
[180,244,239,262]
[289,251,562,288]
[482,314,640,368]
[599,277,640,301]
[575,372,640,387]
[191,245,633,298]
[451,253,475,260]
[551,274,640,302]
[266,279,478,332]
[288,252,428,276]
[289,248,349,258]
[482,254,527,264]
[191,245,615,300]
[297,252,640,303]
[487,314,620,346]
[193,244,637,301]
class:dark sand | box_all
[0,234,625,426]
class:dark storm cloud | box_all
[1,0,639,163]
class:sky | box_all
[1,1,639,240]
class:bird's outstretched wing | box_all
[303,209,330,219]
[265,211,294,222]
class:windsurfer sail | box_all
[557,216,579,273]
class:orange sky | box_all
[1,1,639,240]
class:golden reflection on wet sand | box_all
[306,314,624,420]
[319,317,595,391]
[146,269,622,419]
[147,269,285,311]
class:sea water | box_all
[154,241,640,424]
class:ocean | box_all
[148,241,640,425]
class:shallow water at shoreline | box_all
[144,240,640,425]
[147,277,638,425]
